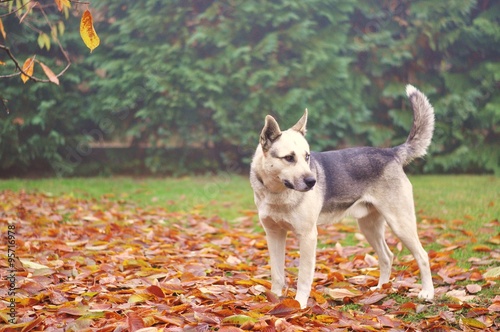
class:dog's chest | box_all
[254,189,319,231]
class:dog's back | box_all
[310,84,435,218]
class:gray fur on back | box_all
[311,147,397,213]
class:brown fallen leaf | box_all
[127,312,145,332]
[268,298,301,317]
[466,284,482,294]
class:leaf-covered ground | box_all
[0,190,499,331]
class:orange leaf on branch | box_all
[21,57,35,83]
[0,18,6,40]
[54,0,71,12]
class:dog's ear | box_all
[260,115,282,151]
[291,109,308,136]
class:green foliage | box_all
[0,0,498,176]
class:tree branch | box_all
[0,0,73,82]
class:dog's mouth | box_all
[283,177,316,192]
[283,180,295,190]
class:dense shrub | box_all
[1,0,498,176]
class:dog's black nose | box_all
[304,176,316,189]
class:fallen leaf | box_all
[58,304,90,316]
[324,288,362,299]
[472,245,491,252]
[127,312,145,332]
[460,317,487,329]
[359,293,387,305]
[222,315,257,326]
[466,284,481,294]
[446,289,476,303]
[268,298,301,317]
[1,190,498,331]
[484,267,500,278]
[145,285,165,298]
[19,258,49,269]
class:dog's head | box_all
[259,110,316,192]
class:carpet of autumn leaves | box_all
[0,190,499,332]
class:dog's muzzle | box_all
[283,176,316,191]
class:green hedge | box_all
[1,0,498,176]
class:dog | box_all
[250,85,435,308]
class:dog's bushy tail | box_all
[397,85,435,165]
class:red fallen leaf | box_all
[265,289,280,303]
[127,312,145,332]
[218,327,245,332]
[466,307,490,317]
[49,290,68,305]
[145,285,165,298]
[358,293,387,305]
[378,315,397,328]
[469,271,483,281]
[268,298,301,317]
[400,302,417,311]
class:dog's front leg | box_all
[295,227,318,308]
[264,227,287,297]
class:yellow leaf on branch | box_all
[0,18,6,40]
[39,61,60,85]
[80,10,100,53]
[21,57,35,84]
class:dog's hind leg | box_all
[377,184,434,300]
[264,226,287,297]
[358,212,394,289]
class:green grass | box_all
[0,175,255,221]
[411,175,499,267]
[1,175,498,263]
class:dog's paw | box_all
[295,294,309,309]
[418,289,434,301]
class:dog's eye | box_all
[305,153,310,162]
[284,155,295,163]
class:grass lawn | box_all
[1,174,498,265]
